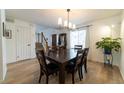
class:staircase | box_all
[35,32,48,52]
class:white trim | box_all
[119,67,124,80]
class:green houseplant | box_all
[96,37,121,54]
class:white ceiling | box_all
[6,9,122,28]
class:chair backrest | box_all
[77,48,89,66]
[74,45,82,50]
[74,50,84,66]
[36,50,48,73]
[83,48,89,63]
[84,48,89,57]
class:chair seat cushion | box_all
[65,62,76,73]
[66,62,75,67]
[47,63,59,74]
[47,63,59,69]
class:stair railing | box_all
[41,32,48,52]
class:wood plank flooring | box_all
[1,59,124,84]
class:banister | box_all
[37,33,40,43]
[41,32,48,52]
[41,32,47,43]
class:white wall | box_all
[120,11,124,79]
[0,9,7,81]
[6,19,36,63]
[36,25,70,48]
[87,15,121,66]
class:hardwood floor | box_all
[1,58,124,84]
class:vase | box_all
[104,48,112,55]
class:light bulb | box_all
[58,17,62,25]
[64,20,67,27]
[72,24,76,29]
[111,24,115,28]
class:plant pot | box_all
[104,48,112,55]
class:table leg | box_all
[59,64,65,84]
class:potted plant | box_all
[96,37,121,55]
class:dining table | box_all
[45,48,78,84]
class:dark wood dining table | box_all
[45,48,78,84]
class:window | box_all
[70,30,86,48]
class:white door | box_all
[24,27,31,60]
[16,26,31,61]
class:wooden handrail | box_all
[41,32,48,52]
[36,32,48,52]
[37,33,40,43]
[41,32,47,43]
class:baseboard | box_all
[88,59,118,66]
[0,65,7,82]
[7,58,36,65]
[119,67,124,80]
[88,59,104,63]
[3,66,7,80]
[120,70,124,80]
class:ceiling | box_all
[6,9,122,28]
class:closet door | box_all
[24,27,31,60]
[16,26,31,61]
[16,26,22,61]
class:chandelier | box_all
[58,9,76,30]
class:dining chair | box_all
[74,45,83,50]
[36,50,59,84]
[80,48,89,79]
[65,50,84,84]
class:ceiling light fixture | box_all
[58,9,76,30]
